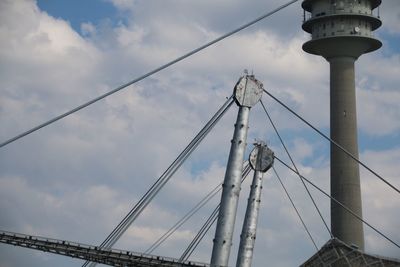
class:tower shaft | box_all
[330,56,364,249]
[301,0,382,250]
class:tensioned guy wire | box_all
[179,163,253,262]
[0,0,299,149]
[272,167,326,266]
[275,156,400,249]
[146,160,249,255]
[263,89,400,196]
[144,164,232,254]
[180,204,220,262]
[84,97,234,267]
[260,100,332,238]
[145,184,220,254]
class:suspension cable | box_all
[104,96,232,246]
[85,97,233,267]
[179,163,252,262]
[84,96,234,267]
[263,89,400,195]
[272,167,326,266]
[0,0,299,149]
[260,100,332,237]
[144,158,238,254]
[146,160,250,255]
[180,204,220,262]
[275,156,400,249]
[272,166,319,251]
[184,164,253,261]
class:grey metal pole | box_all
[236,170,263,267]
[236,143,274,267]
[210,75,263,267]
[210,106,250,267]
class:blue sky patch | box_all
[37,0,122,34]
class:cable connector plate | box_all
[233,75,263,107]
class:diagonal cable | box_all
[84,96,234,267]
[180,163,252,262]
[180,205,220,262]
[179,163,253,262]
[85,97,232,267]
[102,96,232,246]
[146,160,249,255]
[0,0,299,149]
[260,100,332,237]
[263,89,400,195]
[275,155,400,249]
[272,166,318,250]
[144,184,219,254]
[272,166,326,266]
[144,163,244,254]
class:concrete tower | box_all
[301,0,382,250]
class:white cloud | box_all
[0,0,102,142]
[81,22,96,37]
[360,148,400,257]
[380,0,400,35]
[358,89,400,136]
[0,0,399,266]
[106,0,135,10]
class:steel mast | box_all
[236,142,274,267]
[210,74,263,267]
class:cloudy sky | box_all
[0,0,399,266]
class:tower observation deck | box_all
[302,0,382,59]
[301,0,382,251]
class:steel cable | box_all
[180,205,220,262]
[186,164,253,261]
[84,96,234,267]
[85,97,233,267]
[179,163,252,262]
[275,155,400,249]
[145,163,251,254]
[99,96,232,246]
[145,182,221,254]
[272,167,326,266]
[184,164,253,261]
[0,0,299,149]
[260,100,332,238]
[263,89,400,196]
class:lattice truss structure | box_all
[301,238,400,267]
[0,231,209,267]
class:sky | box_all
[0,0,399,266]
